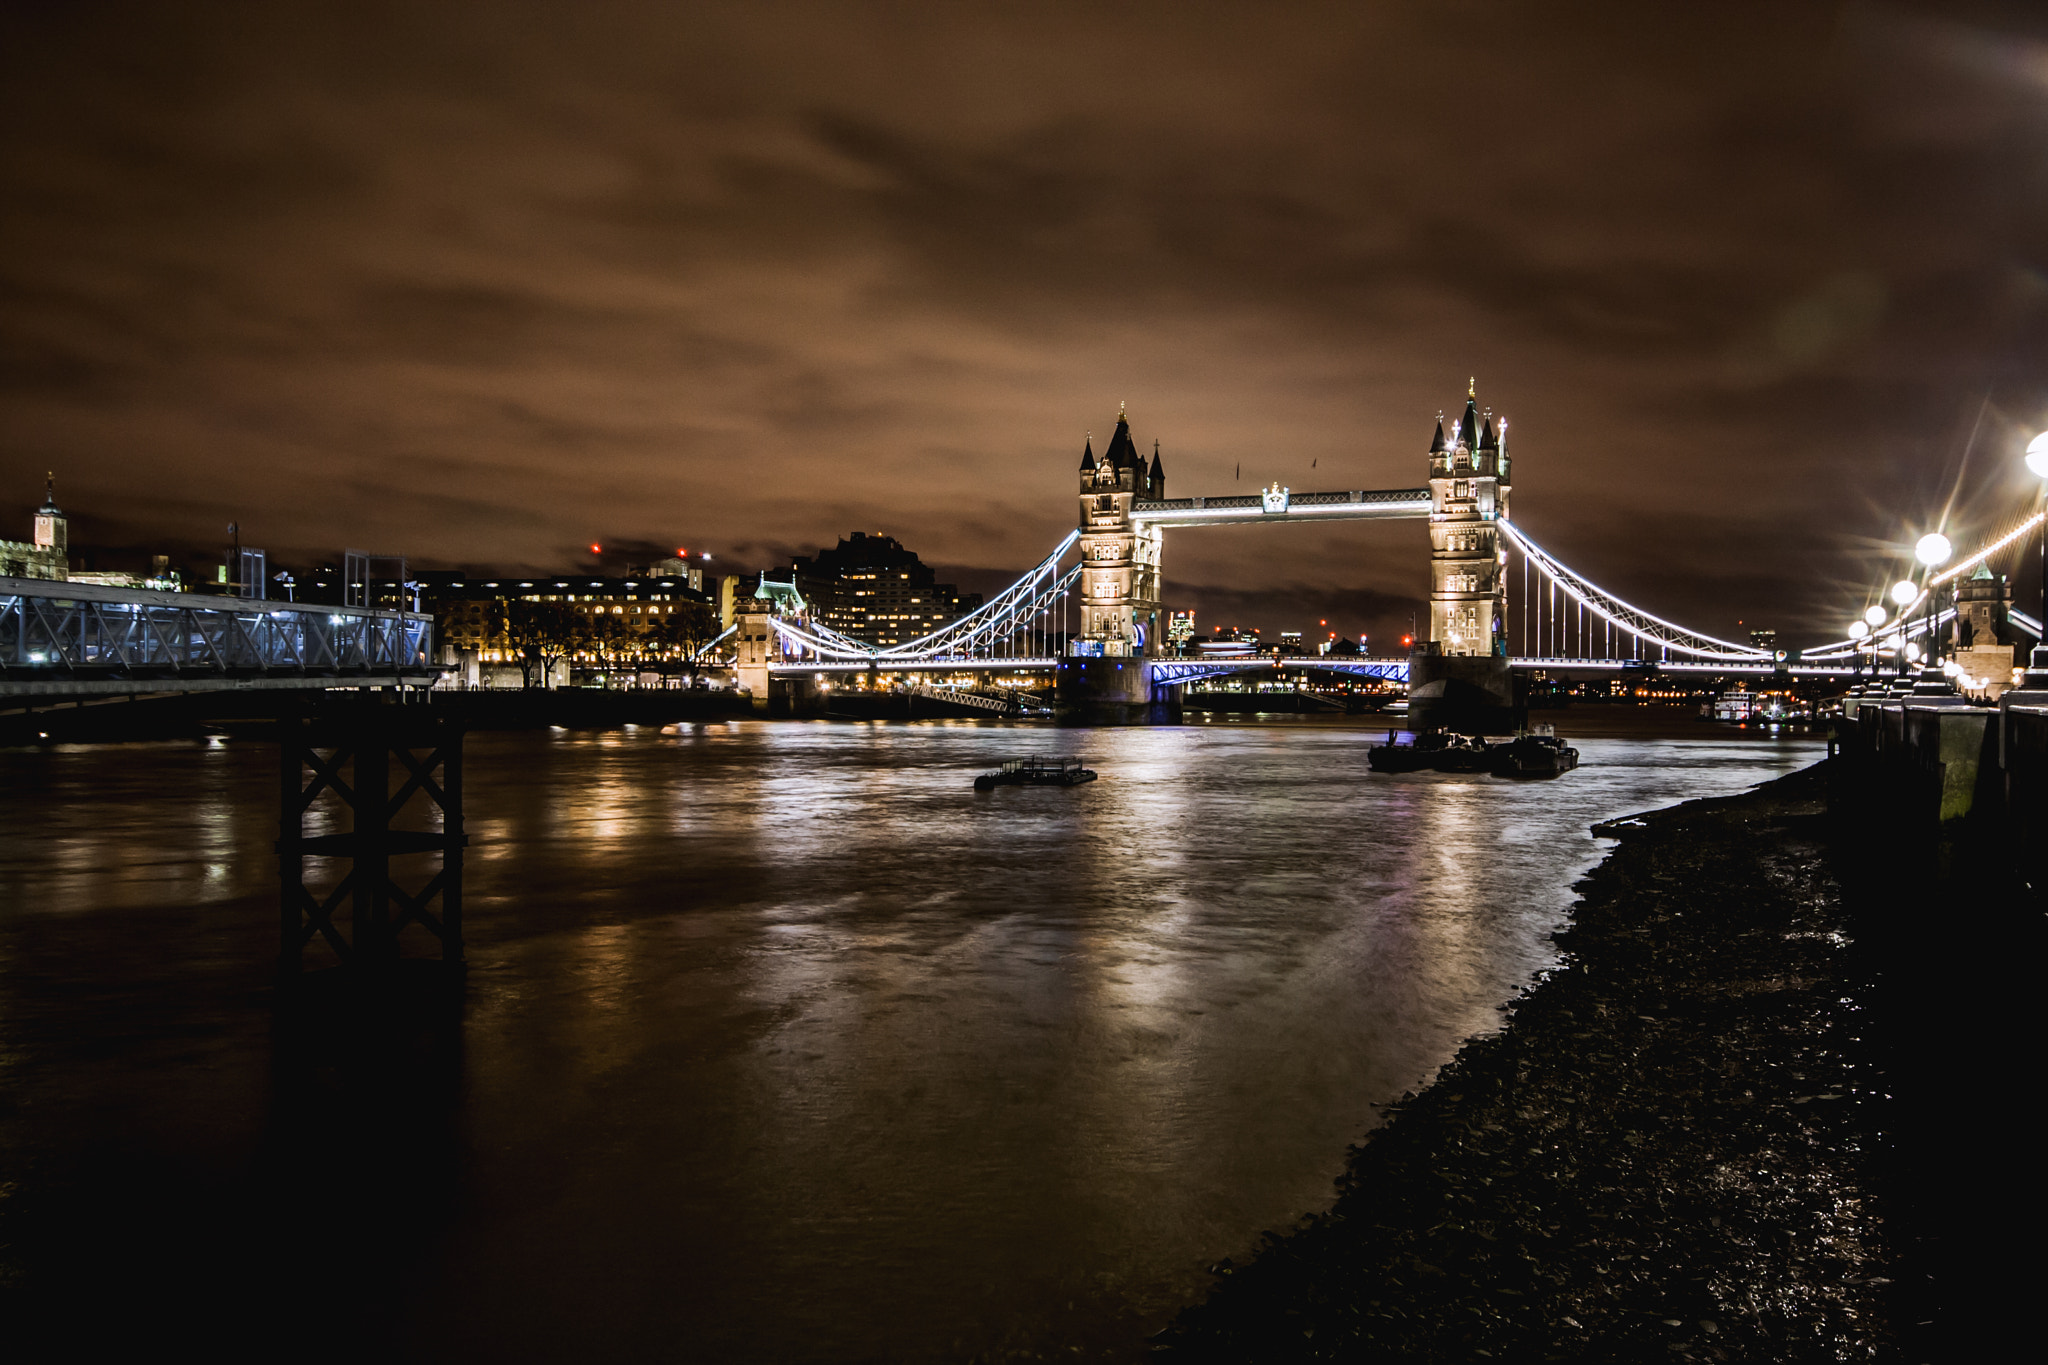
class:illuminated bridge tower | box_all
[1410,382,1520,733]
[1057,407,1170,724]
[1075,407,1165,655]
[1428,383,1511,655]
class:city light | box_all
[1890,579,1917,607]
[1914,533,1951,568]
[1847,621,1868,639]
[1863,605,1887,627]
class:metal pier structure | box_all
[2,575,436,703]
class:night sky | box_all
[4,1,2047,647]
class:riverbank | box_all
[1154,759,1939,1362]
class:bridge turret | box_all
[1455,384,1480,469]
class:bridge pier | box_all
[276,701,466,981]
[1054,656,1175,726]
[1407,649,1521,735]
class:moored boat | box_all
[974,757,1097,790]
[1489,732,1580,778]
[1367,729,1495,773]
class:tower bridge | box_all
[736,379,1980,722]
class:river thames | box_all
[1,718,1820,1361]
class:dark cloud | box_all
[4,0,2048,649]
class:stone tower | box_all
[1074,407,1164,658]
[33,473,65,557]
[1409,381,1519,734]
[1952,562,2019,697]
[1426,383,1510,657]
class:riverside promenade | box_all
[1155,754,2038,1362]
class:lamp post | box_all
[1912,533,1952,695]
[2026,433,2048,685]
[1889,579,1917,678]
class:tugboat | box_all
[1490,730,1580,778]
[1367,730,1494,773]
[974,756,1098,791]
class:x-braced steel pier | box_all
[276,705,466,978]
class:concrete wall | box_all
[1832,692,2045,887]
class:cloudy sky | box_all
[4,0,2047,646]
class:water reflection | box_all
[0,722,1819,1361]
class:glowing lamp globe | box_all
[1890,579,1918,607]
[1863,605,1888,627]
[1906,641,1923,662]
[2028,431,2048,480]
[1848,620,1869,639]
[1915,533,1952,568]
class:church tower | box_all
[1426,382,1510,657]
[1075,406,1164,656]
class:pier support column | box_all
[1054,656,1172,725]
[276,702,466,979]
[1407,649,1520,735]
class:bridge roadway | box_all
[2,574,436,704]
[767,655,1866,681]
[1130,487,1433,526]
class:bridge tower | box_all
[1074,407,1165,656]
[1427,382,1510,655]
[1057,407,1171,723]
[1410,382,1519,733]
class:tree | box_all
[504,600,580,689]
[647,599,721,677]
[583,611,633,676]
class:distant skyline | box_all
[5,1,2048,648]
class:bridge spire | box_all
[1080,434,1095,471]
[1429,416,1446,454]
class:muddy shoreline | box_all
[1154,760,1909,1361]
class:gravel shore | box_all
[1155,761,1895,1362]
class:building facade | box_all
[786,532,980,647]
[1074,408,1166,657]
[419,572,718,680]
[1427,384,1511,657]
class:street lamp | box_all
[1888,580,1918,675]
[2027,433,2048,685]
[1910,532,1951,692]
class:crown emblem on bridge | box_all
[1261,482,1290,515]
